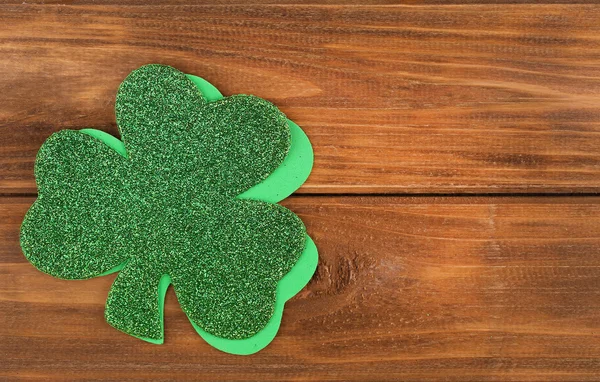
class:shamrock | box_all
[20,64,318,355]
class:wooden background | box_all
[1,2,600,381]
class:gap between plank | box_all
[1,192,599,198]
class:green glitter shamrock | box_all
[20,64,318,355]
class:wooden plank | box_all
[2,196,600,381]
[2,1,600,5]
[1,5,600,194]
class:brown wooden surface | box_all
[1,196,600,381]
[2,2,600,381]
[2,4,600,193]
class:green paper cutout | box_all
[79,129,128,158]
[137,274,171,345]
[237,121,313,203]
[186,74,314,203]
[127,236,317,353]
[27,67,316,355]
[187,74,223,101]
[183,77,316,353]
[194,236,317,355]
[81,74,314,205]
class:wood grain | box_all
[2,196,600,381]
[3,1,600,6]
[2,3,600,380]
[2,5,600,194]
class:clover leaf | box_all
[20,64,318,355]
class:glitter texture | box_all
[20,64,307,342]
